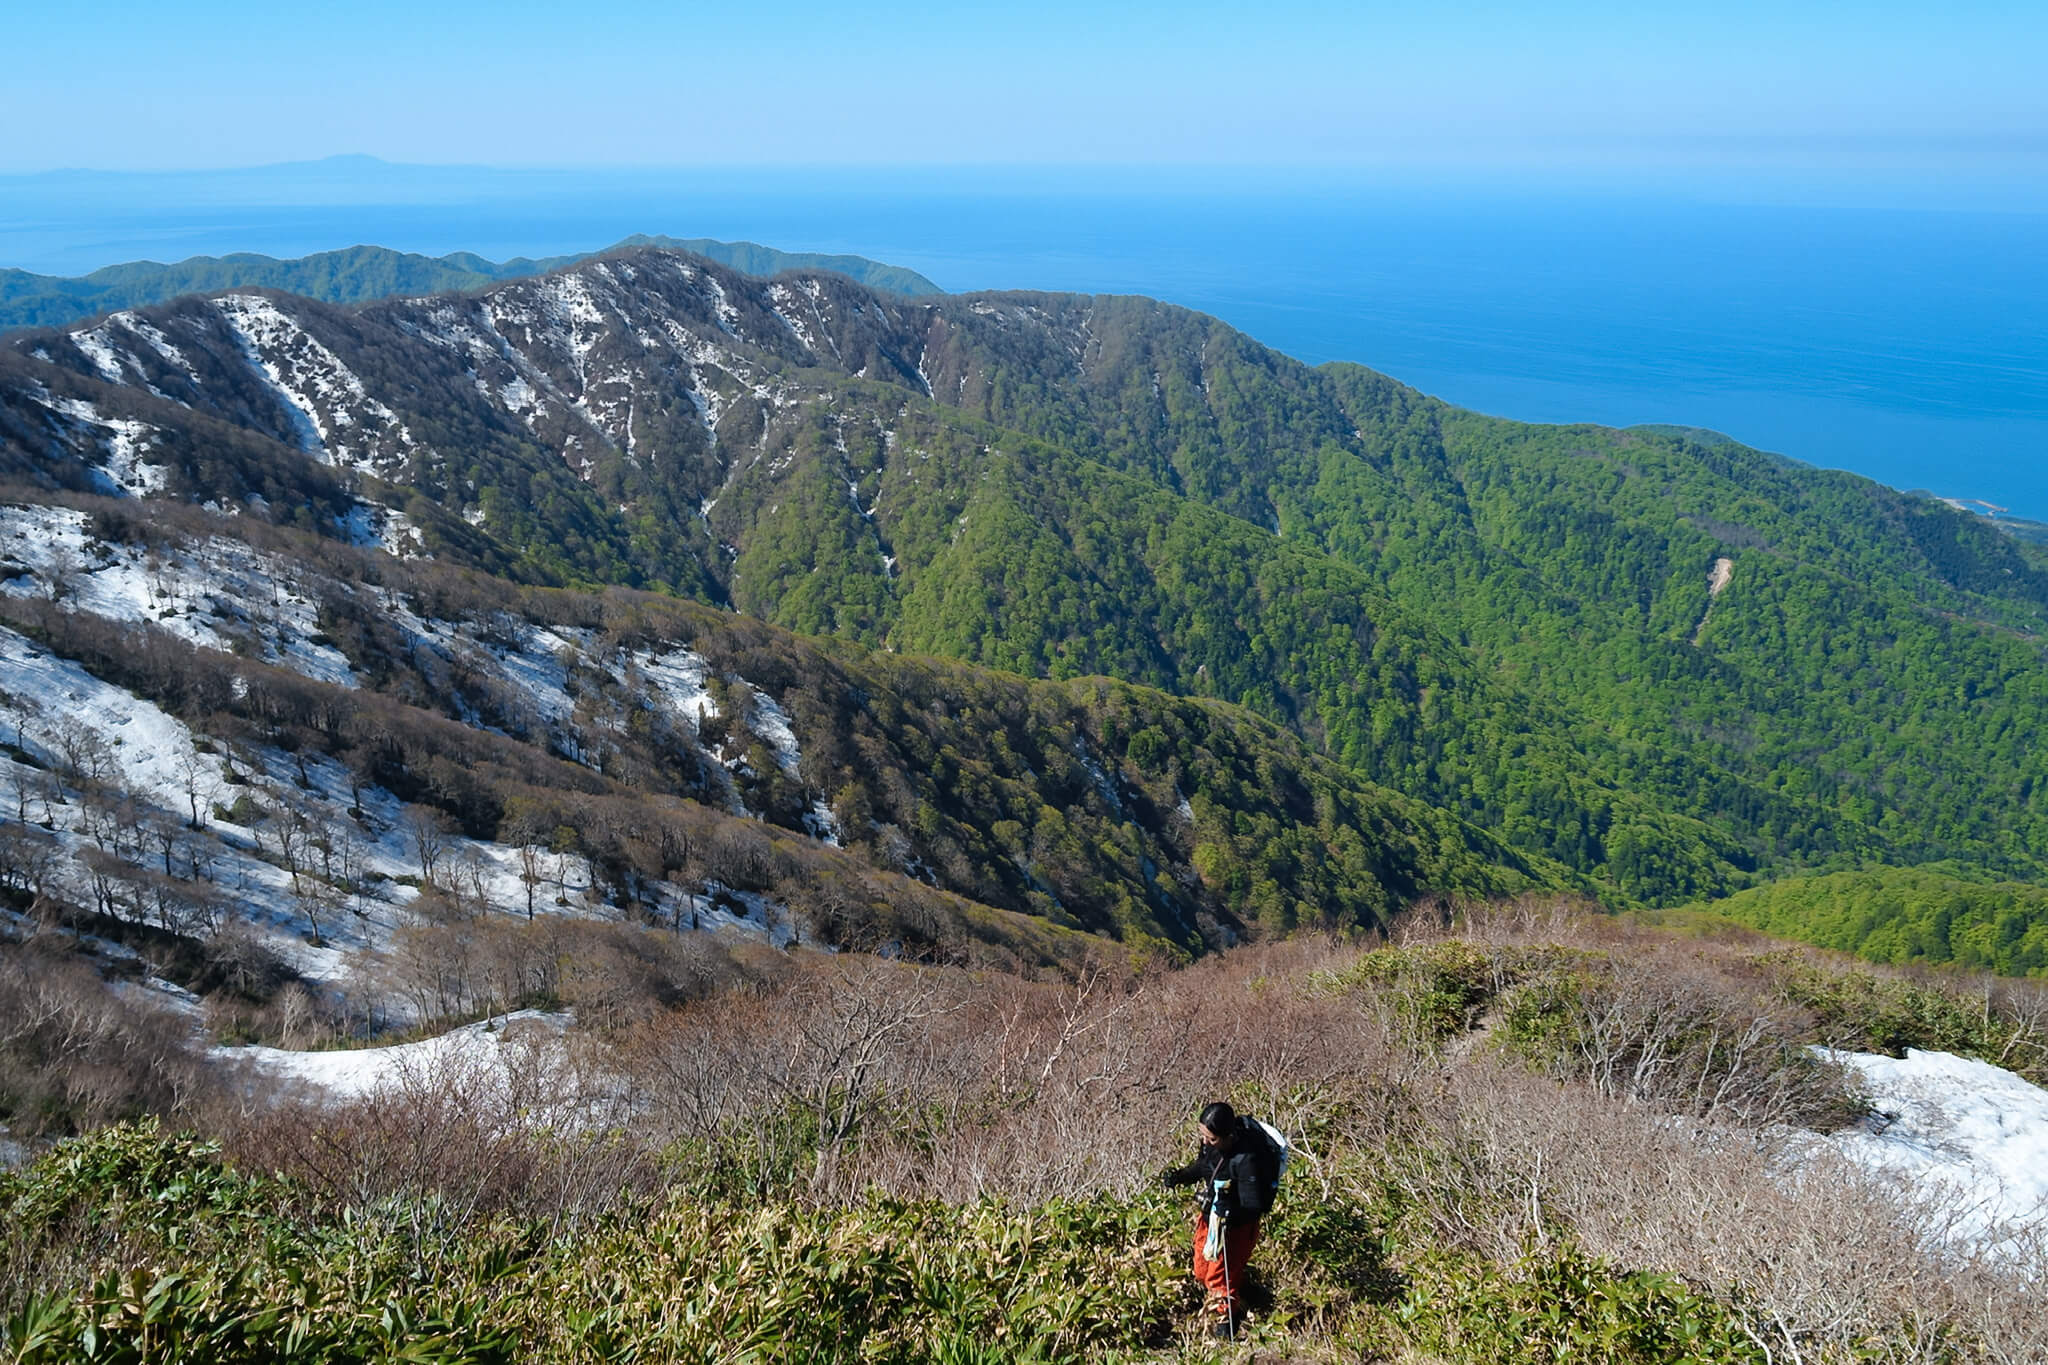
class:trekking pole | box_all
[1208,1178,1232,1334]
[1221,1227,1234,1335]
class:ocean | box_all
[4,164,2044,520]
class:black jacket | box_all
[1163,1118,1277,1226]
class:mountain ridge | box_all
[0,238,942,333]
[3,243,2044,924]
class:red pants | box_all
[1191,1214,1260,1318]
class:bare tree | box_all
[175,746,217,828]
[301,874,342,948]
[454,844,493,917]
[32,768,63,826]
[0,821,60,913]
[264,790,317,896]
[54,719,114,789]
[514,841,544,920]
[0,687,34,754]
[44,541,80,603]
[7,756,33,824]
[405,804,453,887]
[144,807,188,877]
[332,822,371,918]
[549,824,582,904]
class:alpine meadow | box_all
[3,240,2047,1363]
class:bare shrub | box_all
[611,935,1396,1206]
[1382,1059,2048,1365]
[367,917,753,1031]
[0,940,213,1137]
[703,825,775,891]
[1518,948,1853,1129]
[210,1022,650,1237]
[202,921,296,1000]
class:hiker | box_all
[1160,1101,1284,1338]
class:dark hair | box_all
[1199,1101,1237,1135]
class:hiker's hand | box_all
[1160,1166,1195,1188]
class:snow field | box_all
[0,617,795,997]
[3,497,850,1019]
[0,623,232,812]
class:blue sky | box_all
[11,1,2046,177]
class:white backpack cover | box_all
[1251,1118,1291,1192]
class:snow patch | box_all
[111,311,191,372]
[1073,741,1123,816]
[1819,1048,2048,1258]
[0,622,226,807]
[69,325,129,383]
[214,295,413,471]
[633,646,720,732]
[748,688,802,776]
[378,509,427,559]
[703,275,740,332]
[500,373,541,414]
[39,395,165,495]
[216,1010,574,1102]
[541,272,609,383]
[803,800,842,846]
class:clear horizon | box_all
[11,2,2046,179]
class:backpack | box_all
[1247,1117,1291,1201]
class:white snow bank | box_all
[1821,1048,2048,1257]
[216,1009,571,1101]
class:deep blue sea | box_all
[5,164,2044,520]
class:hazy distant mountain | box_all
[0,238,942,332]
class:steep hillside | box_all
[7,922,2045,1362]
[4,247,2045,912]
[0,490,1560,1013]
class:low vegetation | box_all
[5,903,2045,1362]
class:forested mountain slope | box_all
[0,489,1561,981]
[4,246,2044,913]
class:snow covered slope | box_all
[0,498,840,1004]
[1823,1047,2048,1258]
